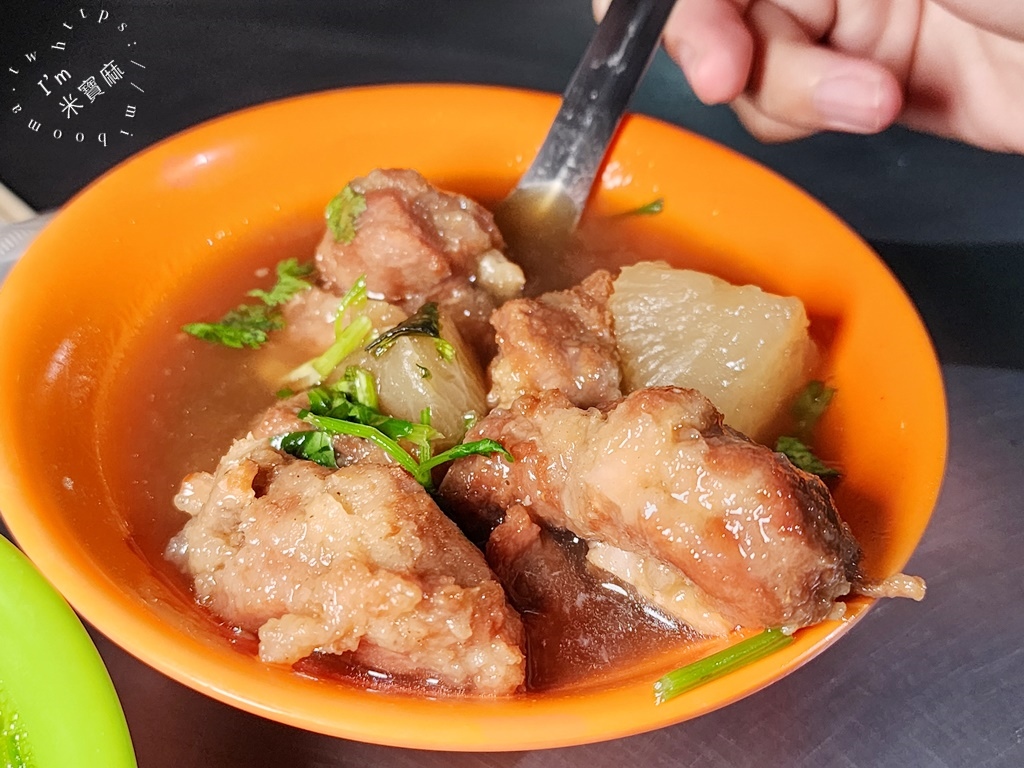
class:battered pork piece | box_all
[488,270,622,409]
[486,505,693,689]
[440,387,901,631]
[169,436,526,695]
[314,169,525,358]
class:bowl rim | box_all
[0,83,948,751]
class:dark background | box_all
[1,0,1022,367]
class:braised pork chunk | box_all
[170,436,525,695]
[314,168,524,358]
[486,505,692,689]
[488,270,622,409]
[440,388,863,630]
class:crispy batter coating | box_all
[314,168,523,359]
[170,436,525,694]
[440,387,864,630]
[488,270,622,410]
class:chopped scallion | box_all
[284,276,371,387]
[654,628,795,705]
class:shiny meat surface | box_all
[439,387,863,630]
[315,169,502,298]
[314,168,523,358]
[169,436,525,695]
[488,270,622,409]
[486,505,687,690]
[586,542,734,636]
[248,393,309,438]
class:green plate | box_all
[0,535,135,767]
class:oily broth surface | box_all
[98,223,324,587]
[97,209,828,694]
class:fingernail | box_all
[813,75,884,132]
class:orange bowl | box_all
[0,85,946,750]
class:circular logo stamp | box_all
[3,6,146,148]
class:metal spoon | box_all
[494,0,676,295]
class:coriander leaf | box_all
[271,431,337,469]
[618,197,664,217]
[792,380,836,439]
[654,629,794,705]
[303,412,421,478]
[182,303,283,349]
[247,258,314,306]
[183,257,312,349]
[420,439,513,477]
[365,302,456,361]
[775,435,840,478]
[278,374,506,492]
[305,377,440,453]
[325,184,367,243]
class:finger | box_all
[732,95,815,142]
[768,0,836,40]
[742,0,903,134]
[594,0,755,105]
[662,0,755,104]
[829,0,919,81]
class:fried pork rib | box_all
[439,387,866,631]
[169,436,526,695]
[488,270,622,410]
[314,168,524,358]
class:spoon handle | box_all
[518,0,676,219]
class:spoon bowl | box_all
[495,0,676,294]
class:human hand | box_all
[594,0,1024,153]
